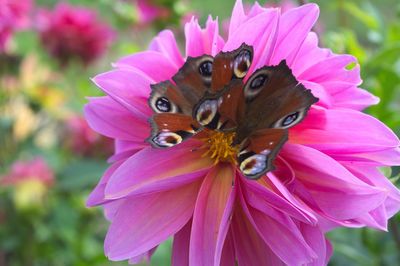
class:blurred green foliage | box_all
[0,0,399,265]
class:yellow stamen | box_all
[200,130,238,165]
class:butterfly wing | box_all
[149,45,255,148]
[147,113,200,148]
[211,43,253,91]
[147,55,213,148]
[237,60,318,137]
[237,128,288,179]
[234,60,318,179]
[193,43,253,129]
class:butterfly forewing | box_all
[172,55,214,104]
[148,54,218,147]
[240,60,318,132]
[211,43,253,91]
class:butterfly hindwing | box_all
[148,113,200,148]
[237,128,288,179]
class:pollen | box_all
[200,130,238,165]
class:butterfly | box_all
[147,43,318,179]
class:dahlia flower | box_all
[85,1,400,265]
[37,3,114,65]
[1,157,54,209]
[0,0,32,52]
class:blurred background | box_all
[0,0,399,265]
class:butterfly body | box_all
[147,44,318,179]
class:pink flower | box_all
[134,0,170,26]
[63,115,114,157]
[0,0,33,52]
[1,157,54,209]
[266,0,298,13]
[1,157,54,186]
[37,3,114,65]
[85,1,400,264]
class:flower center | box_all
[200,130,238,165]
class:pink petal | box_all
[103,200,122,221]
[247,10,279,72]
[331,147,400,166]
[231,200,284,266]
[300,224,330,266]
[298,54,361,85]
[185,16,224,57]
[172,220,191,266]
[291,108,400,165]
[291,32,331,77]
[333,87,380,110]
[149,30,184,68]
[224,9,280,56]
[92,70,153,119]
[206,16,225,56]
[84,97,149,141]
[220,231,235,266]
[228,0,246,39]
[105,143,212,199]
[241,173,317,225]
[241,193,317,265]
[300,80,332,108]
[105,181,201,260]
[86,160,124,207]
[114,51,178,82]
[282,144,388,220]
[184,17,204,57]
[189,164,236,266]
[107,146,144,163]
[128,247,157,264]
[270,4,320,66]
[345,164,400,219]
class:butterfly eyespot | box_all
[195,99,218,126]
[233,49,252,78]
[244,71,268,100]
[199,60,213,77]
[281,112,299,127]
[155,97,172,112]
[273,110,305,129]
[250,74,268,89]
[239,153,268,178]
[152,131,182,148]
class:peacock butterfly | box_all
[147,43,318,179]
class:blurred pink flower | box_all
[37,3,114,65]
[134,0,170,25]
[85,0,400,264]
[266,0,298,12]
[1,157,54,186]
[1,157,54,209]
[0,0,33,52]
[64,115,114,157]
